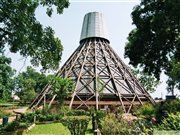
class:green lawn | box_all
[26,122,93,135]
[153,129,180,135]
[26,123,70,135]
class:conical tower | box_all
[30,12,155,112]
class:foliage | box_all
[3,121,28,132]
[132,103,156,119]
[15,66,48,94]
[0,52,15,101]
[156,99,180,122]
[0,108,11,118]
[125,0,180,93]
[132,68,159,93]
[156,99,180,116]
[15,67,74,105]
[100,113,133,135]
[158,112,180,130]
[101,113,154,135]
[133,119,154,135]
[48,76,74,106]
[94,110,106,129]
[110,105,125,114]
[161,99,180,113]
[62,115,90,135]
[66,109,90,116]
[21,110,63,123]
[15,77,36,104]
[166,60,180,94]
[0,0,69,71]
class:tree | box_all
[166,60,180,95]
[15,66,48,93]
[0,50,15,101]
[125,0,180,94]
[15,67,74,105]
[0,0,69,71]
[132,68,159,93]
[16,78,36,104]
[48,75,74,106]
[15,66,48,103]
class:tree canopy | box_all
[0,0,69,71]
[125,0,180,93]
[0,51,15,101]
[15,66,48,92]
[48,75,74,106]
[15,66,74,105]
[132,68,159,93]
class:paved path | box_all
[0,107,28,124]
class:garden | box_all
[0,99,180,135]
[1,0,180,135]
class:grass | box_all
[26,122,93,135]
[26,123,70,135]
[153,129,180,135]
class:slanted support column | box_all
[69,42,92,109]
[94,39,99,110]
[43,94,46,108]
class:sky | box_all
[7,0,178,99]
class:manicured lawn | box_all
[26,122,93,135]
[153,129,180,135]
[26,123,70,135]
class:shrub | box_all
[21,111,62,123]
[66,109,90,116]
[0,108,11,118]
[158,112,180,130]
[62,115,90,135]
[100,113,133,135]
[20,112,36,123]
[132,119,154,135]
[100,113,154,135]
[158,99,180,114]
[155,99,180,122]
[132,103,156,119]
[94,110,106,129]
[3,121,28,132]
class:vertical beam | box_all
[94,39,99,110]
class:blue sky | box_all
[7,0,177,98]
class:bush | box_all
[3,121,28,132]
[133,119,154,135]
[100,113,133,135]
[158,112,180,130]
[155,99,180,122]
[0,108,11,118]
[21,110,63,123]
[94,110,106,129]
[158,99,180,114]
[66,109,90,116]
[100,113,154,135]
[62,116,90,135]
[132,103,156,119]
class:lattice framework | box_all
[30,38,155,113]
